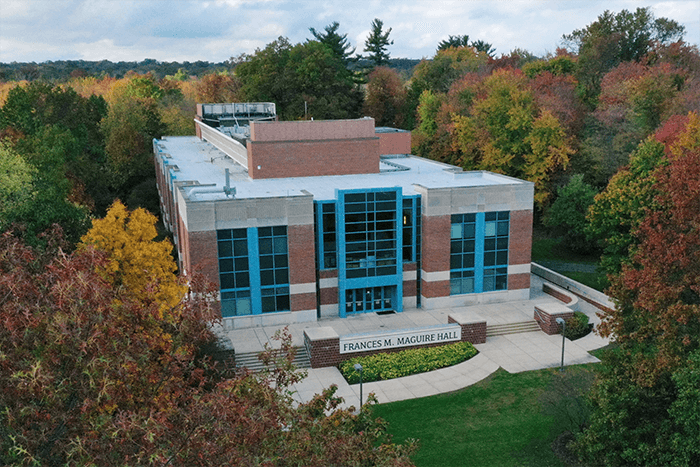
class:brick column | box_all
[288,224,317,312]
[534,303,574,335]
[509,209,533,291]
[448,312,487,344]
[304,327,340,368]
[421,214,451,298]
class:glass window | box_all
[450,212,509,295]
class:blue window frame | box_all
[343,191,398,278]
[450,211,509,294]
[315,201,337,270]
[218,226,290,317]
[337,187,404,317]
[218,228,252,316]
[402,196,420,262]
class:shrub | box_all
[564,311,591,340]
[339,341,478,384]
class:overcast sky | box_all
[1,0,698,64]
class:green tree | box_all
[309,21,357,68]
[101,74,167,203]
[236,37,363,120]
[437,35,470,51]
[471,39,495,57]
[544,174,598,253]
[364,18,393,68]
[586,134,666,275]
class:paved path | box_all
[290,329,605,409]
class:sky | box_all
[1,0,699,64]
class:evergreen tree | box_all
[364,18,393,68]
[309,21,357,68]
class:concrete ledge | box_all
[531,262,614,312]
[542,282,579,309]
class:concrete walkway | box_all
[215,275,611,409]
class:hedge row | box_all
[339,341,478,384]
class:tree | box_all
[586,133,667,275]
[80,200,185,314]
[576,112,700,466]
[562,7,685,105]
[0,228,416,466]
[0,141,36,229]
[101,74,167,203]
[236,37,363,120]
[363,66,407,128]
[309,21,357,68]
[364,18,393,68]
[471,40,495,57]
[437,35,470,51]
[545,174,598,253]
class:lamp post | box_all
[354,363,363,412]
[556,318,566,371]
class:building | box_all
[153,103,533,330]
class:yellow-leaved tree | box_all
[80,200,186,317]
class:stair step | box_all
[235,346,311,371]
[486,320,541,337]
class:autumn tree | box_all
[562,7,685,106]
[363,66,407,128]
[586,132,667,275]
[455,69,573,206]
[576,112,700,466]
[80,200,185,314]
[0,228,416,466]
[364,18,393,68]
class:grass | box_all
[531,236,599,265]
[560,271,609,293]
[372,364,599,467]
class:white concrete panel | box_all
[403,270,417,281]
[508,263,531,275]
[319,277,339,288]
[422,270,450,282]
[290,282,316,294]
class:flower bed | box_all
[339,341,478,384]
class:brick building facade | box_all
[154,103,534,330]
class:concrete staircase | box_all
[486,320,541,337]
[234,346,312,372]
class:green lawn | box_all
[372,365,598,467]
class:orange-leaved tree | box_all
[80,200,186,317]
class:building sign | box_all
[339,324,461,354]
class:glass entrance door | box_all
[345,286,394,314]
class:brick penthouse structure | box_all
[154,103,534,329]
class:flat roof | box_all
[157,136,529,202]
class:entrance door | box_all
[345,286,394,314]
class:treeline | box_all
[0,57,421,82]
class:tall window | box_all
[218,228,252,316]
[258,226,290,313]
[218,226,290,316]
[450,211,509,295]
[483,211,509,292]
[344,191,398,279]
[450,213,476,294]
[316,202,337,269]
